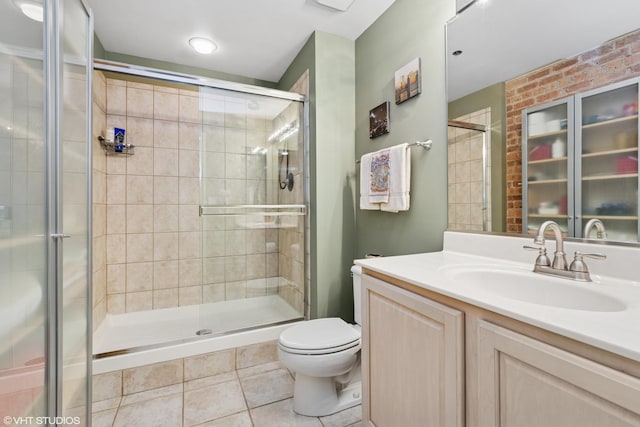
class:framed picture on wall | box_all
[394,57,421,104]
[369,101,390,139]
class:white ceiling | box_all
[85,0,396,83]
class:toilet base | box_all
[292,373,362,417]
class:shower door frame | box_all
[92,59,311,330]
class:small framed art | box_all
[369,101,390,139]
[394,57,421,104]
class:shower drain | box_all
[196,329,213,336]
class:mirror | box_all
[446,0,640,244]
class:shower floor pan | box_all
[93,295,302,355]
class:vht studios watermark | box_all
[3,416,81,425]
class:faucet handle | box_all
[523,245,551,267]
[569,251,606,273]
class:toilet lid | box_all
[279,318,360,352]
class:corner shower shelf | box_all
[98,135,135,156]
[200,204,307,229]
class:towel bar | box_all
[356,139,432,164]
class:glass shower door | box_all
[199,86,306,334]
[0,1,48,422]
[60,0,92,420]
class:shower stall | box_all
[91,63,308,357]
[0,0,93,423]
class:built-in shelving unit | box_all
[523,77,639,242]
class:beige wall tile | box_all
[153,288,179,309]
[236,341,278,369]
[127,88,154,119]
[203,283,225,303]
[179,95,201,124]
[179,205,201,232]
[154,92,179,122]
[126,233,154,263]
[154,232,179,261]
[106,175,126,204]
[106,234,126,265]
[179,122,201,151]
[126,262,153,292]
[184,349,235,381]
[179,286,202,306]
[106,84,126,116]
[179,231,202,259]
[179,149,199,177]
[202,124,225,152]
[126,175,154,204]
[126,146,154,176]
[107,264,126,294]
[153,260,179,289]
[107,204,126,235]
[179,177,200,205]
[154,176,179,204]
[154,204,179,233]
[126,117,154,148]
[126,291,153,312]
[203,231,225,258]
[179,258,202,287]
[126,204,153,234]
[107,293,125,314]
[225,256,246,282]
[154,148,179,177]
[154,119,179,149]
[203,257,225,285]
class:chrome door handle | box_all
[51,233,71,239]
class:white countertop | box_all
[356,231,640,362]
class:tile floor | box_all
[92,360,362,427]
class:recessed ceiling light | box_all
[188,37,218,55]
[14,0,43,22]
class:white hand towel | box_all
[359,152,380,210]
[381,143,411,212]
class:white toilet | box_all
[278,265,363,417]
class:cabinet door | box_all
[576,79,639,242]
[475,320,640,427]
[361,275,464,427]
[522,98,574,236]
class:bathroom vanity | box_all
[356,231,640,426]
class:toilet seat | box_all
[279,318,361,355]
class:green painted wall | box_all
[94,34,106,59]
[278,32,356,321]
[449,82,506,232]
[355,0,455,257]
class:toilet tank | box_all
[351,265,362,325]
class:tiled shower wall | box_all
[448,108,492,231]
[93,73,307,315]
[93,70,107,330]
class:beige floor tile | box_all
[249,399,322,427]
[319,405,362,427]
[113,393,183,427]
[194,411,253,427]
[239,368,294,409]
[120,383,183,406]
[184,379,247,426]
[236,361,284,379]
[92,408,118,427]
[185,372,238,392]
[122,359,183,395]
[92,397,121,413]
[236,341,278,369]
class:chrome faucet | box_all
[524,220,606,281]
[583,218,608,239]
[534,220,568,269]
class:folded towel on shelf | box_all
[359,152,380,210]
[381,143,411,212]
[369,149,391,204]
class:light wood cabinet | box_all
[361,270,640,427]
[474,320,640,427]
[361,274,464,427]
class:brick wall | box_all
[505,30,640,233]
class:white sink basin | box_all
[441,265,626,312]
